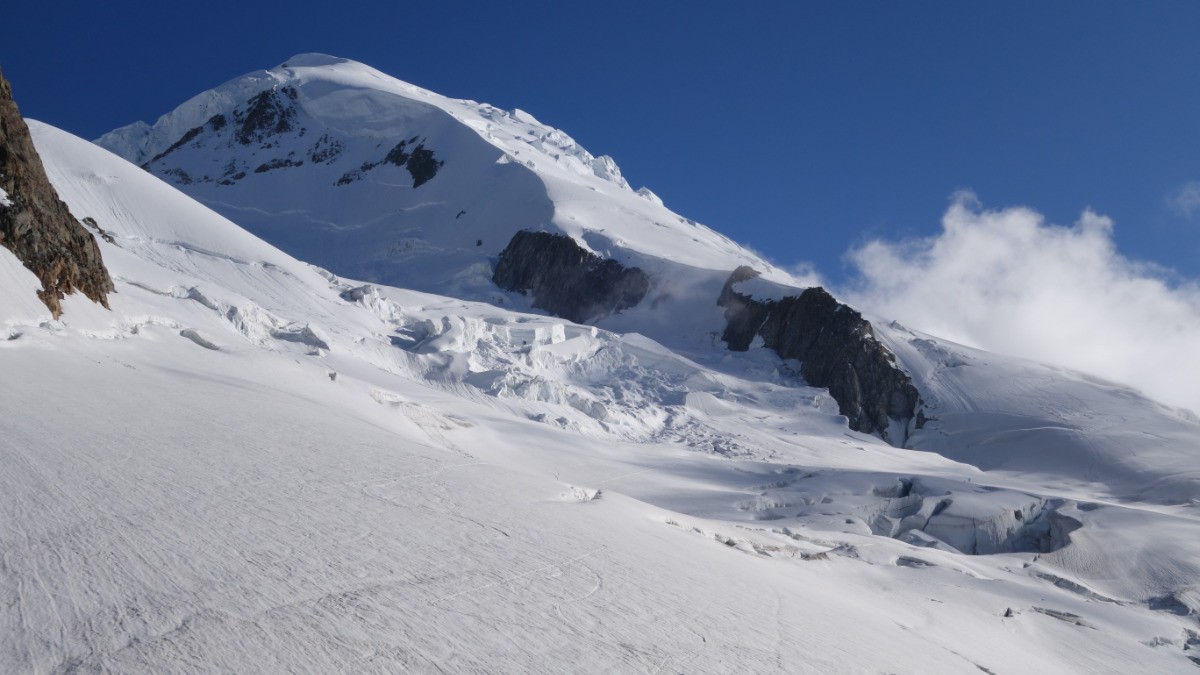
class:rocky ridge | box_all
[719,266,919,442]
[0,70,112,317]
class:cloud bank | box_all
[843,192,1200,414]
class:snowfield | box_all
[1,69,1199,672]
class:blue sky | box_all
[4,1,1200,284]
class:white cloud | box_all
[785,260,824,288]
[843,192,1200,414]
[1169,180,1200,218]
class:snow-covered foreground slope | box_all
[4,122,1200,672]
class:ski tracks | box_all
[428,545,607,607]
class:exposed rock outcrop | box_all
[0,70,113,318]
[718,265,772,350]
[492,231,649,324]
[336,136,443,188]
[235,87,298,146]
[718,266,918,442]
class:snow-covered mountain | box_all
[98,54,935,443]
[2,59,1200,672]
[97,53,786,317]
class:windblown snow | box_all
[1,56,1199,673]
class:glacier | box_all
[0,56,1198,672]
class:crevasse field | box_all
[3,56,1200,673]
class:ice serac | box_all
[0,70,112,317]
[719,266,919,442]
[867,479,1084,555]
[492,230,649,324]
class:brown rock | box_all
[0,69,114,318]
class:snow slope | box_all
[883,322,1200,504]
[4,114,1200,672]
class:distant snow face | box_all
[0,186,11,207]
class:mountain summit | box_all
[98,54,784,308]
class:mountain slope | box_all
[2,111,1199,671]
[883,322,1200,504]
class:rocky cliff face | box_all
[719,266,919,443]
[0,70,113,317]
[493,231,650,324]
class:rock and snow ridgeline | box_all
[0,70,112,317]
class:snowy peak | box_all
[98,53,627,192]
[97,55,791,316]
[278,52,350,68]
[102,60,450,187]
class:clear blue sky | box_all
[4,1,1199,284]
